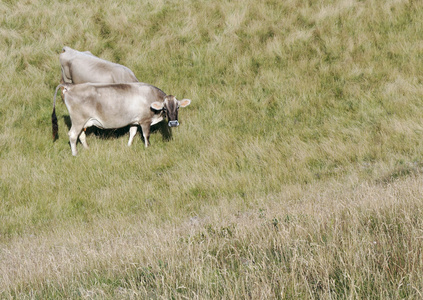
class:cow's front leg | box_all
[140,123,151,147]
[128,126,138,146]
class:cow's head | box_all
[151,95,191,127]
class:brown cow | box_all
[52,82,191,156]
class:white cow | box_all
[59,46,138,84]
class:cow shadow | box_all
[62,115,172,144]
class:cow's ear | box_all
[179,99,191,108]
[151,102,164,111]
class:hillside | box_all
[1,0,423,298]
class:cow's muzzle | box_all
[168,120,179,127]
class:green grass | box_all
[2,0,423,298]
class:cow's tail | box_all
[52,83,69,141]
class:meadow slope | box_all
[1,0,423,298]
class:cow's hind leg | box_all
[79,130,89,149]
[128,126,138,146]
[68,126,83,156]
[140,123,151,147]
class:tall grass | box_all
[1,0,423,298]
[2,178,423,298]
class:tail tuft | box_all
[52,109,58,141]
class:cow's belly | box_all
[83,118,137,129]
[84,118,105,129]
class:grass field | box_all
[1,0,423,298]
